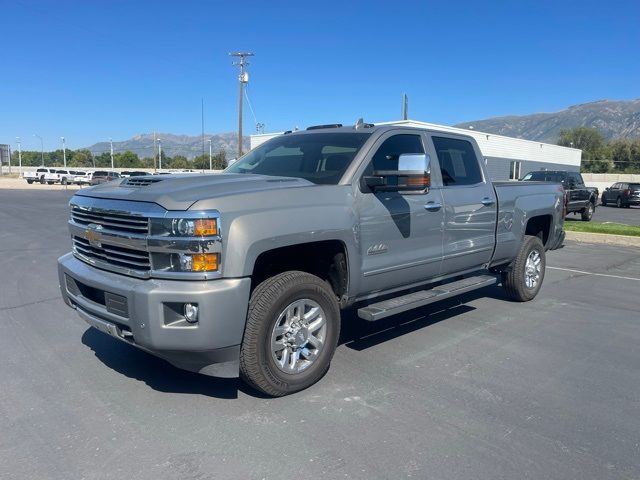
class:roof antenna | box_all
[402,93,408,120]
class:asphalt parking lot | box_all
[1,188,639,480]
[591,202,640,225]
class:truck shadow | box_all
[80,284,509,399]
[340,284,509,351]
[81,328,247,399]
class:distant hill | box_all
[86,132,249,160]
[454,99,640,143]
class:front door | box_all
[356,131,444,294]
[429,134,498,274]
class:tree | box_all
[167,155,189,169]
[558,127,606,161]
[213,149,227,170]
[114,151,141,168]
[69,149,95,168]
[192,154,209,170]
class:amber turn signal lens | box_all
[194,218,218,236]
[191,253,219,272]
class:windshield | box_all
[225,132,371,184]
[522,171,565,182]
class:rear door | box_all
[429,134,498,274]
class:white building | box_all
[250,120,582,181]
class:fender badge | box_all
[367,243,388,255]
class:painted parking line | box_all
[547,266,640,282]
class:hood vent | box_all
[124,177,164,187]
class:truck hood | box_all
[74,174,315,210]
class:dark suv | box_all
[91,171,121,185]
[601,182,640,208]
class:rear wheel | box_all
[502,235,546,302]
[581,202,594,221]
[240,271,341,396]
[616,197,623,208]
[26,180,33,184]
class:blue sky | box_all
[3,0,639,150]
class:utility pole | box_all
[61,137,67,168]
[230,52,254,158]
[109,138,114,170]
[158,138,162,170]
[34,134,44,165]
[208,139,212,170]
[16,138,22,176]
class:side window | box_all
[569,172,581,184]
[432,136,483,186]
[369,134,424,172]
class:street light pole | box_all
[158,139,162,170]
[34,134,44,165]
[208,139,212,170]
[61,137,66,168]
[109,138,114,170]
[16,137,22,176]
[230,52,254,159]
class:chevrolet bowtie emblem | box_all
[85,224,103,247]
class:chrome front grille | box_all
[73,236,151,271]
[71,207,149,234]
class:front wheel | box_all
[502,235,546,302]
[39,176,45,184]
[616,197,623,208]
[61,178,68,185]
[581,202,594,221]
[240,271,341,396]
[601,197,607,206]
[26,180,33,184]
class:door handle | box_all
[424,202,442,211]
[481,197,495,206]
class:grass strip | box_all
[564,221,640,237]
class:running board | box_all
[357,274,497,321]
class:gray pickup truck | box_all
[58,122,565,396]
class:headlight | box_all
[148,211,222,277]
[171,218,218,236]
[150,214,219,237]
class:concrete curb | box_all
[565,230,640,248]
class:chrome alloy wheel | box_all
[524,250,542,289]
[270,299,327,374]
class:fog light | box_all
[184,303,199,323]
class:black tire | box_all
[581,202,594,221]
[47,181,54,185]
[616,197,622,208]
[240,271,341,397]
[502,235,546,302]
[61,178,68,185]
[26,180,33,184]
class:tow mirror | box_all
[364,153,431,193]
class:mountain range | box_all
[84,99,640,158]
[87,133,249,160]
[454,99,640,143]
